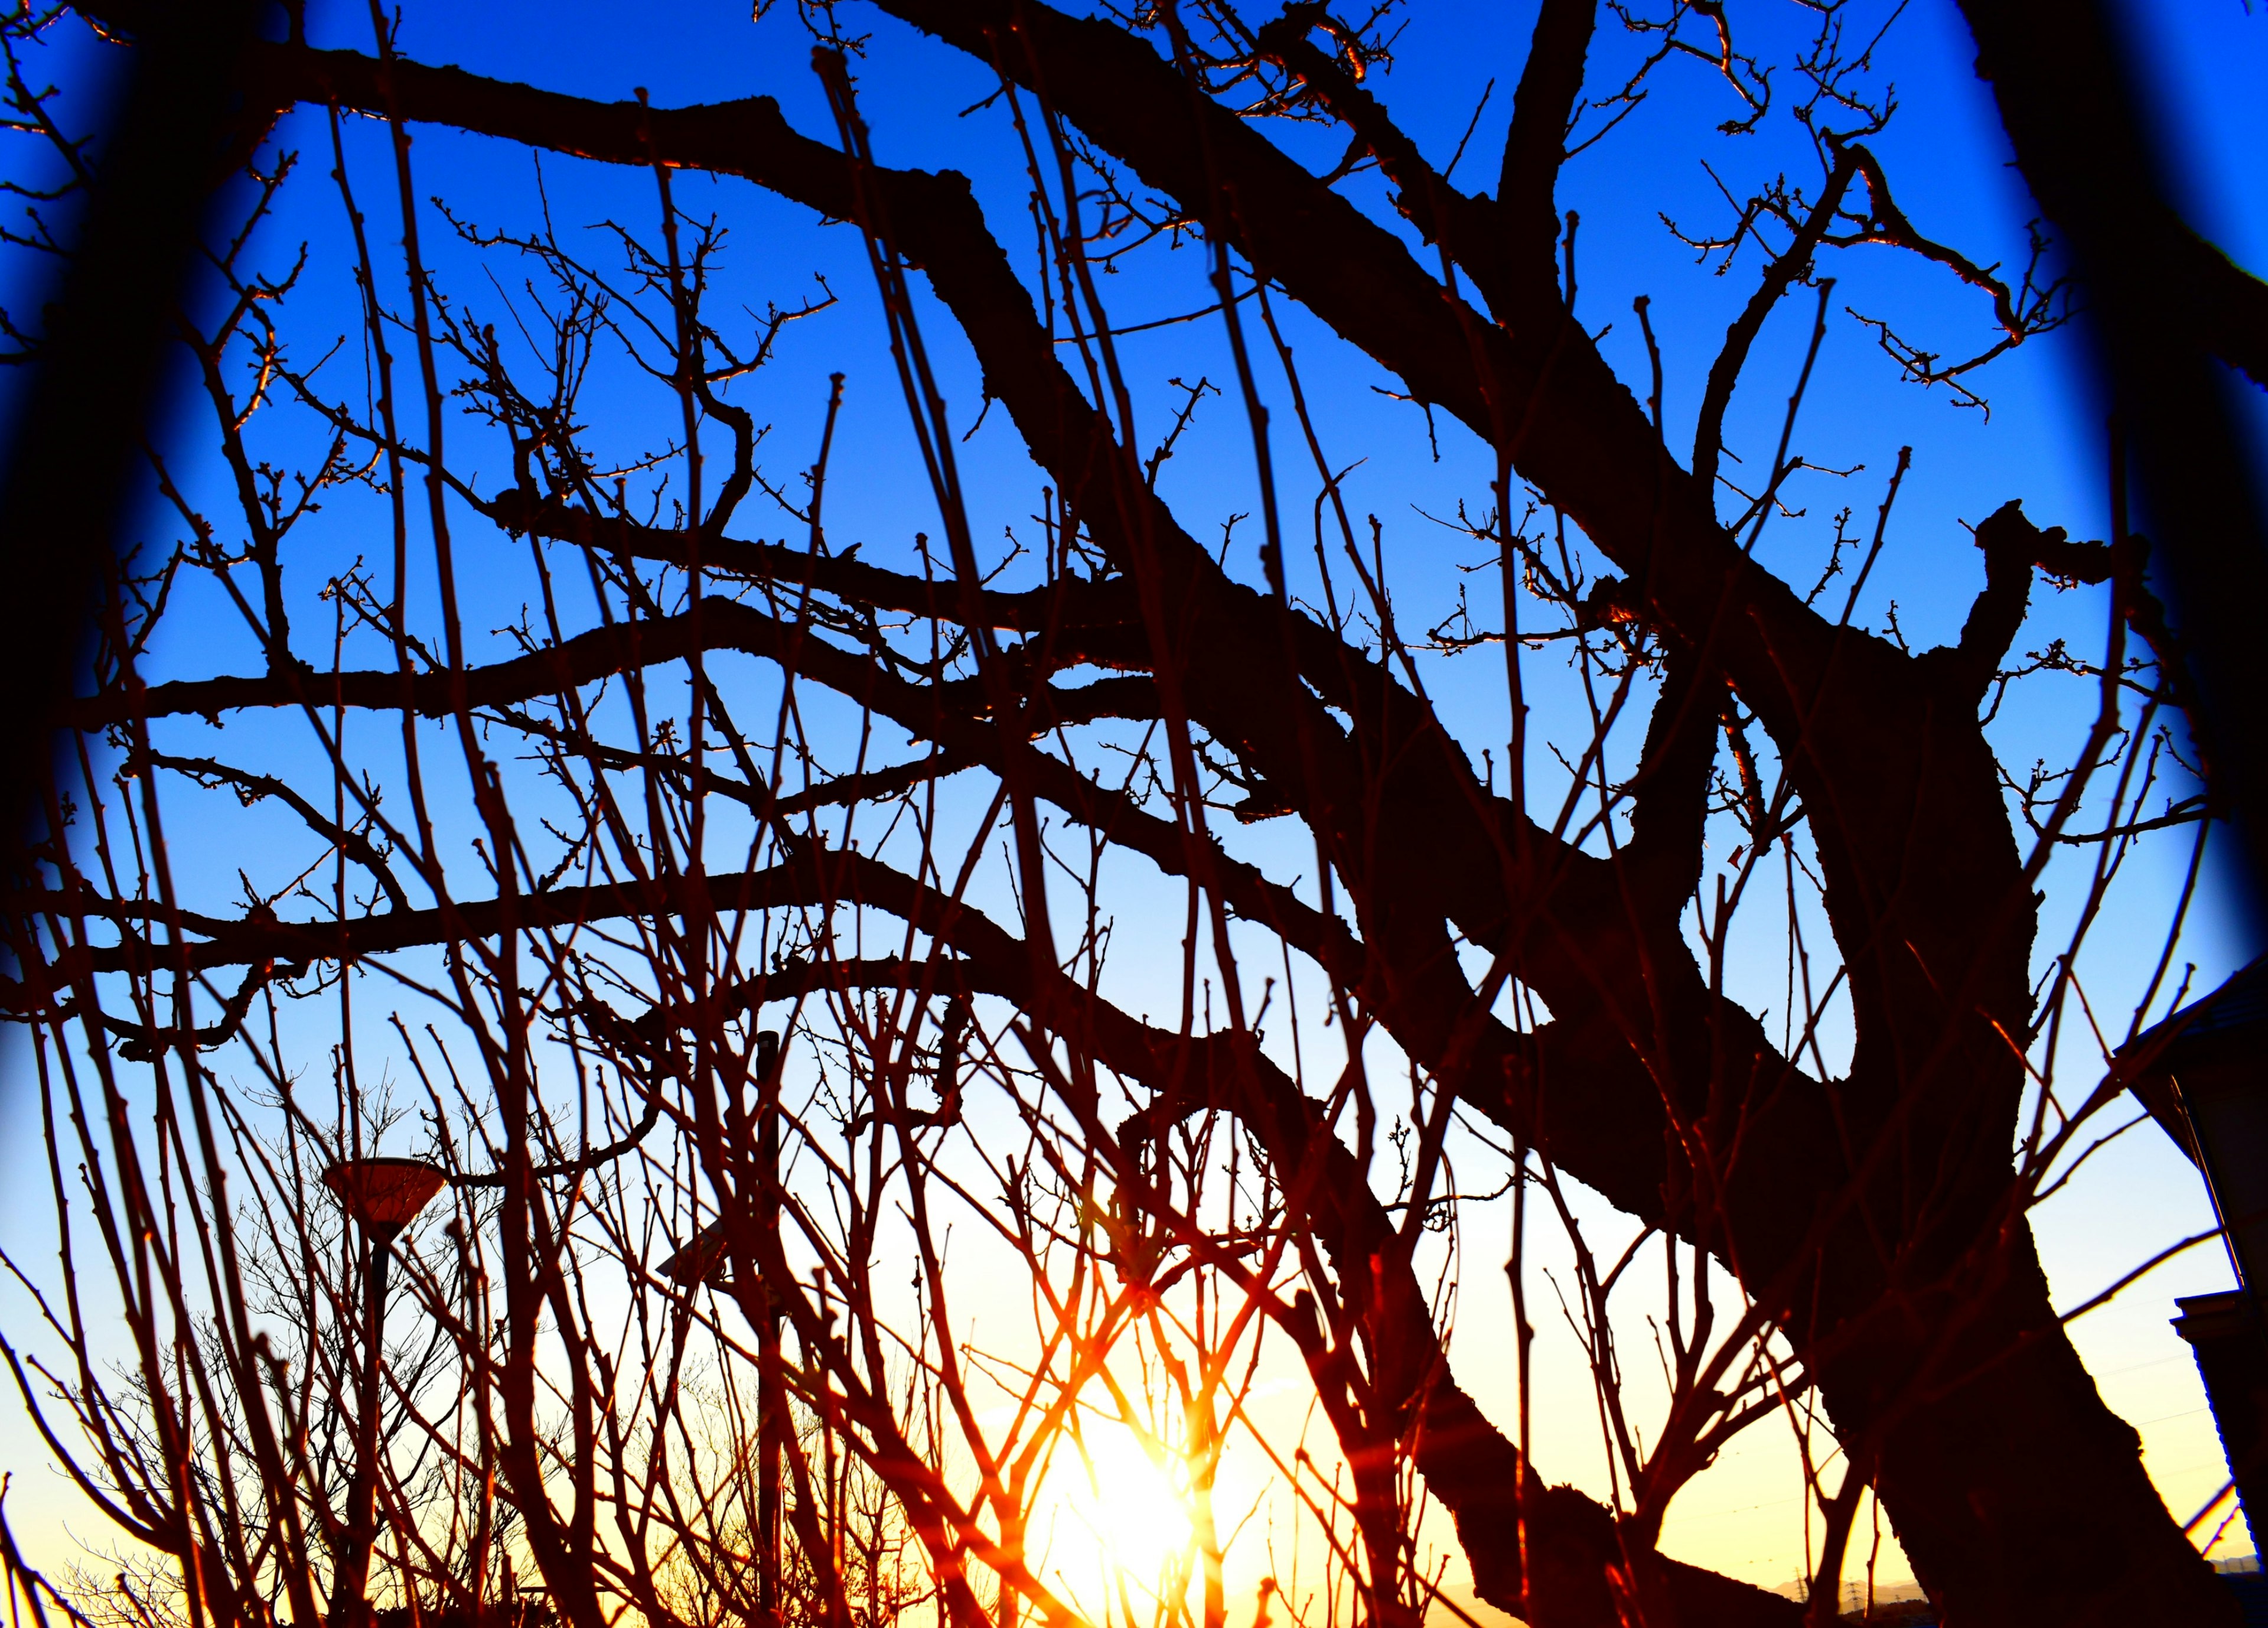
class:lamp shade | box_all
[322,1157,448,1239]
[663,1223,733,1290]
[663,1222,786,1304]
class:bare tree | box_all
[0,1,2249,1626]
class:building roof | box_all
[2120,958,2268,1168]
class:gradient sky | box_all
[1,0,2264,1608]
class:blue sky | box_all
[1,0,2264,1601]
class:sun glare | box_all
[1052,1422,1198,1597]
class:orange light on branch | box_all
[322,1157,448,1242]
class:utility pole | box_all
[757,1029,784,1628]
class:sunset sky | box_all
[1,0,2264,1612]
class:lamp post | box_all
[757,1028,784,1628]
[322,1156,448,1628]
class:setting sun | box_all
[1049,1423,1198,1598]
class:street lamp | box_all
[321,1155,448,1628]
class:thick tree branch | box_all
[1144,1027,1801,1628]
[610,933,1797,1627]
[145,38,2007,1373]
[1496,0,1598,302]
[1619,642,1722,916]
[482,487,1143,641]
[874,0,1851,727]
[1951,500,2201,744]
[1960,0,2268,920]
[63,601,1155,732]
[1250,17,1513,312]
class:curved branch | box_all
[136,749,413,913]
[1951,500,2200,748]
[607,936,1797,1627]
[57,956,305,1060]
[1690,147,1859,496]
[1497,0,1599,300]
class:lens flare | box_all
[1052,1422,1197,1600]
